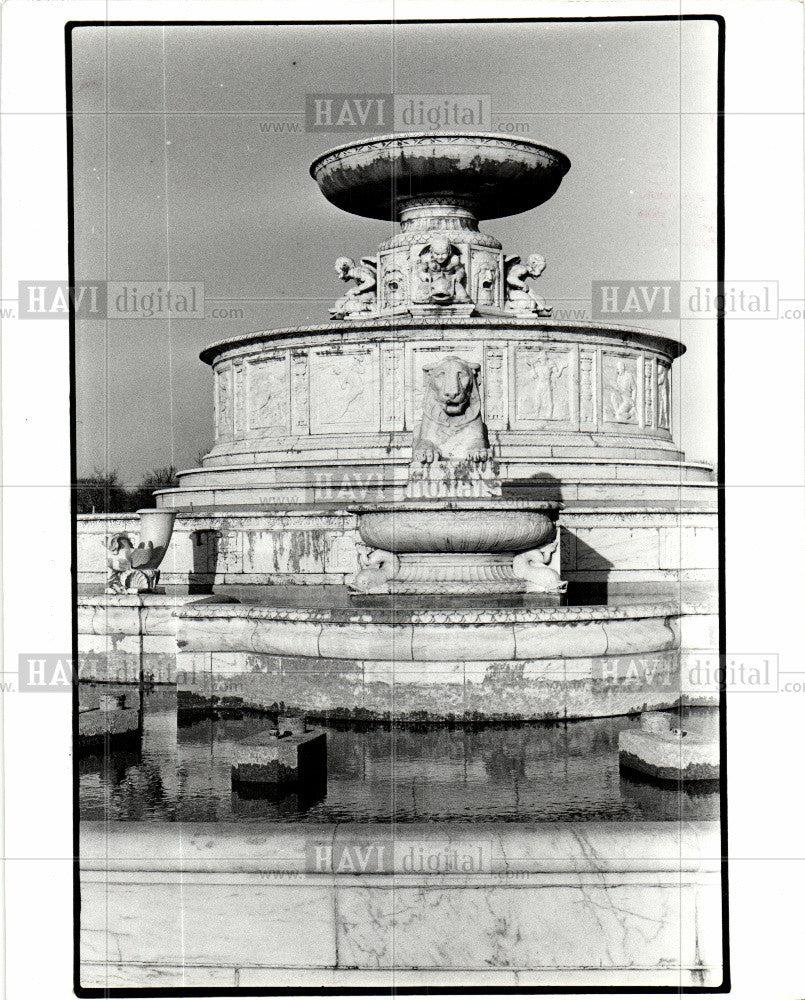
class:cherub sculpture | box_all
[330,256,377,319]
[504,254,552,316]
[413,235,470,305]
[106,533,163,594]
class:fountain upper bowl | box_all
[310,132,571,222]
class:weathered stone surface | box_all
[641,711,677,734]
[77,506,718,590]
[79,819,722,988]
[311,133,571,223]
[514,620,608,659]
[318,623,414,661]
[167,601,699,718]
[355,501,556,554]
[602,616,677,654]
[619,727,719,780]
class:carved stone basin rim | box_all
[310,131,571,222]
[349,500,561,555]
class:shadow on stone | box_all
[189,528,219,594]
[502,471,564,503]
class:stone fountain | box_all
[78,132,718,720]
[348,352,565,598]
[77,132,722,992]
[110,131,712,723]
[158,133,711,511]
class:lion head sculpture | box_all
[422,356,481,417]
[413,356,489,463]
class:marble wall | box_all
[211,336,674,447]
[79,820,723,989]
[76,509,718,591]
[161,319,714,507]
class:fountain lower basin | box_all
[171,594,696,722]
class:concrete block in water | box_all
[232,728,326,786]
[98,693,127,712]
[619,712,719,781]
[78,704,140,745]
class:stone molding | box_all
[80,818,719,874]
[174,600,709,627]
[310,130,571,170]
[200,317,685,365]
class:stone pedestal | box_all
[390,552,532,595]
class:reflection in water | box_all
[619,772,720,821]
[230,778,328,819]
[78,686,720,823]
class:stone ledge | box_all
[174,600,712,626]
[79,828,722,987]
[79,963,724,989]
[79,819,720,874]
[200,316,685,365]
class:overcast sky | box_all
[71,19,718,483]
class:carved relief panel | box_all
[233,365,245,437]
[376,240,503,313]
[378,251,410,312]
[579,351,597,428]
[643,355,655,428]
[215,366,233,441]
[602,352,640,425]
[380,343,405,432]
[408,238,470,306]
[514,347,573,423]
[657,362,671,430]
[291,351,310,433]
[483,345,507,430]
[309,347,379,434]
[248,354,290,435]
[469,246,504,309]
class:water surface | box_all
[78,687,720,823]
